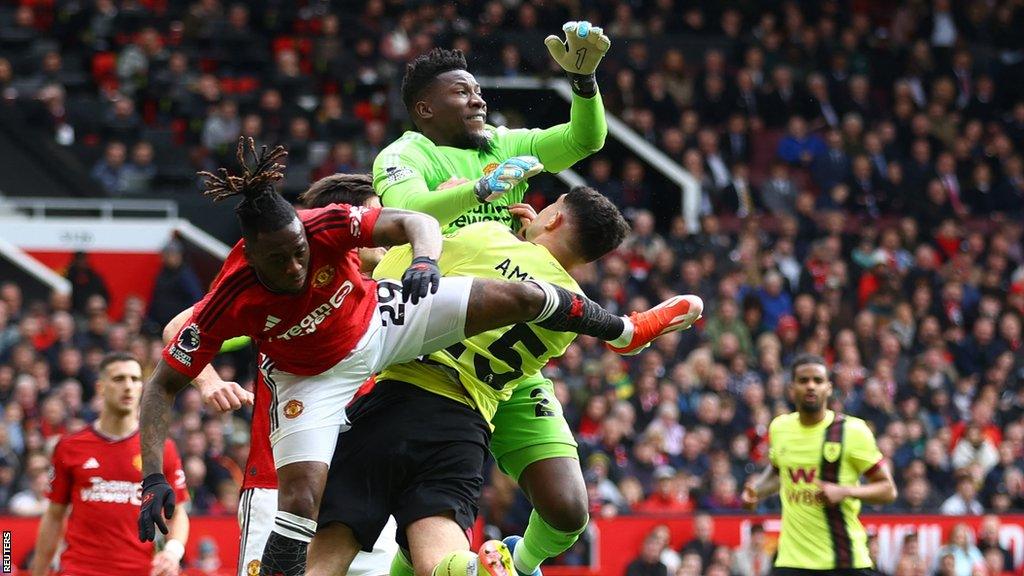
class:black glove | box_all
[401,256,441,304]
[138,473,175,542]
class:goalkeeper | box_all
[372,21,611,576]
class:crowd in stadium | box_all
[2,0,1024,574]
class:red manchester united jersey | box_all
[242,360,276,490]
[47,426,188,576]
[163,204,381,378]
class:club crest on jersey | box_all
[823,441,842,463]
[132,454,142,472]
[247,560,261,576]
[482,162,499,175]
[283,399,304,419]
[312,265,336,288]
[384,166,414,184]
[177,324,201,353]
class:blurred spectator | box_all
[147,241,204,328]
[626,530,669,576]
[634,466,692,514]
[9,467,49,516]
[933,523,985,576]
[65,252,110,317]
[123,141,157,195]
[731,523,771,576]
[91,142,129,195]
[940,472,984,515]
[679,513,716,566]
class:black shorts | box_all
[317,379,491,551]
[772,568,879,576]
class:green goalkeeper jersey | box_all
[373,92,606,233]
[372,222,580,423]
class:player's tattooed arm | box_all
[139,361,192,476]
[371,208,442,260]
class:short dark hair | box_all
[401,48,468,116]
[199,137,296,242]
[790,353,827,379]
[299,174,376,208]
[562,185,630,262]
[99,351,139,374]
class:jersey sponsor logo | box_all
[82,457,100,470]
[247,559,261,576]
[177,323,201,353]
[384,166,415,184]
[283,399,304,419]
[788,467,817,484]
[263,315,281,332]
[785,487,827,506]
[80,477,142,505]
[823,441,842,463]
[271,281,354,341]
[312,265,336,288]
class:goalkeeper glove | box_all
[545,21,611,96]
[474,156,544,203]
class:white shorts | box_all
[237,487,398,576]
[263,277,473,468]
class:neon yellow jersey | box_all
[768,411,883,570]
[372,222,580,423]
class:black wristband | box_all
[568,73,597,97]
[411,256,438,266]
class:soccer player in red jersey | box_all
[31,352,189,576]
[138,139,697,575]
[163,175,398,576]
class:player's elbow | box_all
[882,481,898,504]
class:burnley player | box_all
[31,352,189,576]
[309,187,701,576]
[138,139,698,576]
[162,175,398,576]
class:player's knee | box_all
[277,483,320,520]
[538,491,589,533]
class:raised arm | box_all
[530,21,611,171]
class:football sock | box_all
[528,281,625,341]
[260,512,316,576]
[514,511,588,575]
[390,549,416,576]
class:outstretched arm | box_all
[371,208,442,260]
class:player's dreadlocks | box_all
[298,173,376,209]
[563,185,630,262]
[401,47,468,113]
[199,137,294,241]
